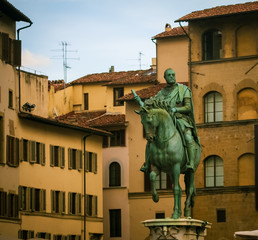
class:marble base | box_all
[142,218,211,240]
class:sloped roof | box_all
[48,80,70,92]
[121,82,188,101]
[0,0,32,23]
[55,111,126,128]
[70,68,157,86]
[176,1,258,22]
[153,26,188,39]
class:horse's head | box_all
[136,106,160,143]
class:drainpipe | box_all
[83,134,92,240]
[178,21,192,90]
[151,38,158,82]
[17,22,33,113]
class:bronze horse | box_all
[134,96,201,219]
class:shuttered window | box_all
[50,145,65,168]
[18,230,34,240]
[84,93,89,110]
[68,148,82,171]
[85,151,97,173]
[0,191,7,217]
[86,194,97,217]
[6,135,19,167]
[68,192,82,215]
[51,190,65,214]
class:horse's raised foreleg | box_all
[184,170,195,218]
[150,167,159,203]
[171,163,182,219]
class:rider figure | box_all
[136,68,200,173]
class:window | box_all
[202,29,222,60]
[113,87,124,106]
[50,145,65,168]
[236,25,256,57]
[1,33,21,66]
[85,151,97,173]
[18,186,46,212]
[109,162,121,187]
[20,139,45,165]
[68,148,82,171]
[68,192,81,215]
[109,209,121,237]
[110,130,125,147]
[18,230,34,240]
[51,190,65,214]
[84,93,89,110]
[204,92,223,123]
[238,153,255,186]
[36,232,51,239]
[6,135,19,167]
[86,194,97,217]
[144,172,172,191]
[217,209,226,222]
[156,212,165,219]
[8,90,13,108]
[68,235,81,240]
[0,116,4,164]
[0,191,7,217]
[205,156,224,187]
[7,193,18,218]
[237,88,258,120]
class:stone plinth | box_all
[142,218,211,240]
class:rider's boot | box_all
[140,163,149,173]
[186,142,196,171]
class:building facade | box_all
[0,2,108,239]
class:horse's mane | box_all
[144,97,171,113]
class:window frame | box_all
[204,155,224,188]
[113,87,124,106]
[109,162,121,187]
[109,209,122,237]
[204,91,223,123]
[202,29,222,61]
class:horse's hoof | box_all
[152,194,159,203]
[184,208,191,218]
[172,212,180,219]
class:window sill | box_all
[103,186,127,190]
[192,54,258,65]
[197,119,258,128]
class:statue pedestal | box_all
[142,218,211,240]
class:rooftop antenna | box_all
[127,51,146,70]
[51,41,79,83]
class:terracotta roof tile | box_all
[176,1,258,22]
[55,111,126,128]
[48,80,70,92]
[121,82,188,101]
[153,26,188,39]
[71,68,157,85]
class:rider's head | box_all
[164,68,176,86]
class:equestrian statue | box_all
[132,68,201,219]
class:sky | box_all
[9,0,256,82]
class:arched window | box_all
[109,162,121,187]
[236,25,256,57]
[238,153,255,186]
[205,155,224,187]
[202,29,222,60]
[237,88,258,120]
[204,91,223,123]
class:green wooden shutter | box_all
[26,187,31,211]
[2,33,9,62]
[18,186,22,210]
[93,153,97,174]
[60,147,65,169]
[46,233,51,240]
[68,192,72,214]
[19,139,23,162]
[13,39,21,66]
[61,191,65,214]
[76,193,81,215]
[86,151,90,172]
[68,148,72,169]
[18,230,22,239]
[14,138,19,167]
[40,189,46,212]
[51,190,55,213]
[50,145,54,167]
[29,141,36,163]
[40,143,46,166]
[92,195,97,217]
[76,150,82,171]
[31,188,35,211]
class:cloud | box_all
[22,49,51,68]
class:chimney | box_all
[165,23,172,32]
[109,66,115,73]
